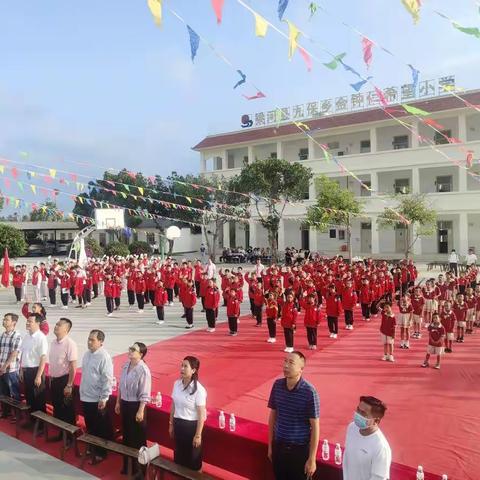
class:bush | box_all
[105,241,130,257]
[129,241,152,255]
[85,237,104,258]
[0,223,28,257]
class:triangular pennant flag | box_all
[298,47,312,72]
[233,70,247,89]
[309,2,318,19]
[452,22,480,39]
[408,64,420,91]
[124,184,130,192]
[350,77,372,92]
[78,196,84,204]
[5,197,9,206]
[294,121,310,131]
[374,87,389,107]
[401,0,421,24]
[242,91,266,100]
[186,196,192,204]
[423,118,446,130]
[15,199,19,208]
[138,186,144,195]
[361,37,374,69]
[323,52,346,70]
[211,0,224,24]
[120,192,127,199]
[187,26,200,62]
[43,175,53,184]
[11,167,18,179]
[339,60,362,78]
[278,0,289,20]
[254,12,268,37]
[402,104,430,116]
[3,178,10,189]
[49,168,56,178]
[30,184,36,194]
[69,173,77,182]
[147,0,162,26]
[17,181,24,192]
[0,166,4,174]
[286,20,300,60]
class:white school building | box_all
[193,89,480,261]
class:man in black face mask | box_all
[343,396,391,480]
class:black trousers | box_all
[51,374,75,425]
[344,310,353,326]
[83,289,91,304]
[361,303,371,319]
[206,309,216,328]
[14,287,22,302]
[114,298,120,308]
[283,328,294,348]
[272,441,310,480]
[148,290,155,304]
[174,284,179,297]
[267,318,277,338]
[61,292,69,306]
[127,290,135,306]
[136,293,145,310]
[195,281,200,297]
[254,305,263,325]
[70,286,76,301]
[327,316,338,334]
[185,307,193,325]
[48,288,56,305]
[120,400,147,472]
[106,297,114,313]
[371,300,379,315]
[249,298,255,315]
[449,262,458,276]
[93,283,99,298]
[228,316,238,333]
[306,327,317,346]
[173,418,202,471]
[166,288,174,303]
[81,401,113,457]
[156,306,164,321]
[23,367,46,414]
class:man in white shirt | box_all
[343,396,391,480]
[448,249,459,276]
[465,248,477,267]
[255,258,265,281]
[20,313,48,417]
[205,258,216,280]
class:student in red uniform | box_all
[265,292,278,344]
[198,272,209,313]
[422,313,446,369]
[194,259,203,298]
[465,287,476,334]
[341,279,357,330]
[31,265,41,302]
[154,279,168,325]
[475,285,480,327]
[281,293,297,353]
[252,282,265,326]
[226,289,241,336]
[46,267,58,307]
[11,265,24,303]
[104,273,115,317]
[440,301,456,353]
[303,293,322,350]
[126,270,136,308]
[22,302,49,335]
[113,275,122,310]
[359,278,372,322]
[379,302,396,362]
[453,293,468,342]
[325,284,343,339]
[182,280,197,329]
[134,270,147,313]
[422,280,438,326]
[397,295,413,349]
[58,269,70,309]
[411,287,425,339]
[204,279,220,332]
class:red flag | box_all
[1,248,10,288]
[299,47,312,72]
[375,87,389,107]
[211,0,224,24]
[362,37,374,69]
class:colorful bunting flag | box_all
[30,185,36,194]
[233,70,247,89]
[401,0,421,24]
[4,178,10,189]
[17,182,24,192]
[11,167,18,179]
[187,26,200,62]
[423,118,446,130]
[408,64,420,91]
[278,0,289,20]
[309,2,318,19]
[323,52,346,70]
[339,59,361,78]
[211,0,224,24]
[298,47,312,72]
[49,168,56,178]
[361,37,374,69]
[452,22,480,39]
[294,121,310,131]
[254,12,268,37]
[138,186,144,195]
[0,166,4,174]
[147,0,162,26]
[350,77,372,92]
[242,91,266,100]
[286,20,300,60]
[402,104,429,116]
[374,87,389,107]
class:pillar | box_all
[200,154,207,173]
[276,141,284,160]
[411,120,419,149]
[308,137,315,160]
[223,222,230,249]
[459,212,469,255]
[458,112,467,143]
[371,215,380,254]
[459,165,467,192]
[248,145,254,164]
[309,179,316,200]
[309,227,318,253]
[221,149,227,170]
[370,172,378,195]
[369,127,377,153]
[412,167,420,194]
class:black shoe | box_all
[181,314,186,318]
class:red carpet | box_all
[113,307,480,479]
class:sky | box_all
[0,0,478,214]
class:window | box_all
[269,152,277,159]
[361,223,371,230]
[60,233,66,240]
[99,233,106,247]
[392,135,409,149]
[227,154,235,169]
[338,230,345,240]
[337,151,344,156]
[302,187,309,200]
[146,233,155,245]
[329,229,337,239]
[394,178,410,194]
[43,233,48,241]
[361,181,371,197]
[243,156,249,166]
[214,156,223,170]
[298,148,309,160]
[68,233,73,240]
[434,129,451,145]
[360,140,371,153]
[436,175,453,192]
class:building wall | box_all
[376,124,411,151]
[311,130,371,157]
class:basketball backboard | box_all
[94,208,125,230]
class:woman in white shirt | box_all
[169,356,207,471]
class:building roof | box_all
[192,90,480,151]
[0,221,79,231]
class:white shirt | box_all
[20,330,48,368]
[448,252,459,263]
[343,422,391,480]
[466,253,477,266]
[206,262,216,280]
[171,379,207,421]
[255,263,265,277]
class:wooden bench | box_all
[77,433,139,479]
[0,395,30,438]
[31,410,81,460]
[149,456,217,480]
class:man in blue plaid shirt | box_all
[0,313,22,417]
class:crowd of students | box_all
[7,254,480,369]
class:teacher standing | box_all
[169,356,207,471]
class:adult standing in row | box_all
[268,351,320,480]
[80,329,114,463]
[169,356,207,471]
[115,342,151,477]
[0,313,22,418]
[49,318,78,429]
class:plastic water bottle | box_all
[229,413,236,432]
[321,439,330,461]
[112,377,117,392]
[155,392,162,408]
[416,466,424,480]
[334,443,342,465]
[218,410,225,429]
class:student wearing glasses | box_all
[115,342,151,477]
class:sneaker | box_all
[155,320,165,325]
[399,344,405,349]
[388,355,395,362]
[311,345,317,350]
[329,333,334,338]
[61,306,68,310]
[106,313,113,317]
[332,334,337,339]
[229,332,238,336]
[169,302,174,306]
[137,310,143,314]
[382,355,388,361]
[185,324,194,329]
[421,361,429,368]
[267,338,276,343]
[86,302,91,306]
[434,364,441,370]
[255,323,262,327]
[284,347,294,353]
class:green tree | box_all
[236,158,312,260]
[306,175,363,259]
[29,199,64,222]
[0,224,28,257]
[85,237,104,257]
[105,241,130,257]
[377,194,437,259]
